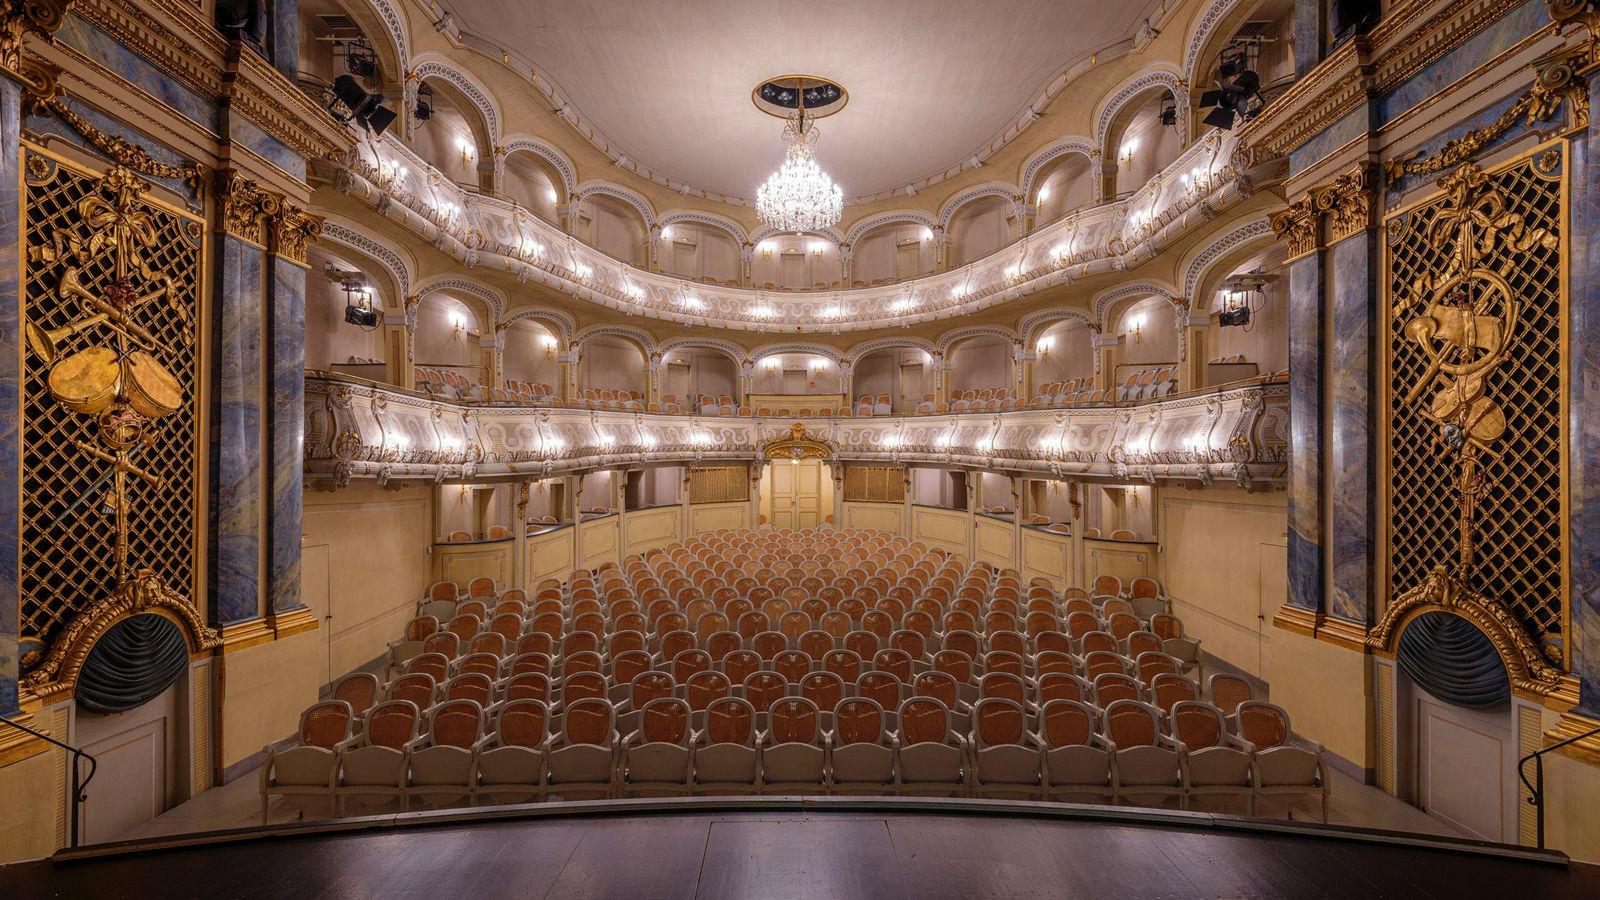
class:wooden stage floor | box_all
[3,799,1597,898]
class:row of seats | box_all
[262,529,1324,824]
[1115,366,1179,402]
[414,367,480,401]
[570,388,646,411]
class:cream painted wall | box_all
[627,466,680,508]
[409,98,481,189]
[1032,321,1094,386]
[663,350,739,404]
[577,335,646,393]
[303,484,433,678]
[948,195,1012,266]
[501,320,559,386]
[219,629,323,771]
[0,741,62,862]
[852,222,935,283]
[1113,98,1182,197]
[911,468,965,509]
[1157,486,1286,675]
[413,295,482,373]
[947,335,1013,392]
[582,195,646,266]
[1207,262,1290,376]
[1033,155,1095,226]
[660,222,741,284]
[1268,629,1370,769]
[1116,295,1180,369]
[501,154,562,224]
[852,349,933,409]
[751,234,840,289]
[751,354,842,395]
[304,263,382,371]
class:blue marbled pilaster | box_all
[268,258,306,614]
[1287,251,1324,613]
[1292,0,1325,78]
[1570,74,1600,715]
[1328,234,1375,625]
[271,0,300,82]
[214,236,264,626]
[0,78,21,715]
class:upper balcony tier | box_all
[318,127,1281,333]
[305,372,1288,489]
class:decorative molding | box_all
[1182,217,1277,303]
[1269,197,1319,261]
[843,337,936,366]
[1092,281,1176,330]
[501,307,575,343]
[411,57,500,142]
[1269,165,1373,262]
[1019,138,1097,202]
[218,169,277,246]
[842,209,937,246]
[415,276,506,325]
[658,337,749,363]
[935,325,1020,355]
[657,209,748,245]
[1182,0,1246,89]
[1382,47,1591,186]
[0,0,69,76]
[500,136,577,198]
[319,220,413,298]
[1545,710,1600,766]
[750,342,845,365]
[270,203,323,265]
[1018,308,1094,344]
[574,180,656,229]
[28,68,206,193]
[1094,68,1186,153]
[573,323,658,355]
[936,182,1022,231]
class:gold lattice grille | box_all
[843,465,905,503]
[1383,148,1565,657]
[689,466,747,504]
[18,148,203,650]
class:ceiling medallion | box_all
[755,76,845,234]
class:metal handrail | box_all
[0,714,97,848]
[1517,722,1600,850]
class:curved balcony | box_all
[318,128,1279,332]
[305,372,1287,488]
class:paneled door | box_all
[770,459,822,529]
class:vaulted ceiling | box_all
[436,0,1161,200]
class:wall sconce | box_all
[1119,139,1138,167]
[540,334,558,359]
[808,242,826,258]
[921,227,933,241]
[1036,337,1053,359]
[458,138,475,164]
[1127,314,1145,343]
[662,226,674,240]
[763,357,780,372]
[1036,185,1050,203]
[758,240,776,257]
[448,309,468,338]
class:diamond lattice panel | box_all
[1384,151,1565,653]
[19,150,202,649]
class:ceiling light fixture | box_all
[756,76,844,234]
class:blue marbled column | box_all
[267,257,306,614]
[270,0,300,82]
[1328,234,1375,625]
[1570,74,1600,714]
[0,78,21,715]
[1293,0,1326,78]
[1287,250,1325,613]
[214,236,265,626]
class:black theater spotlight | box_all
[329,75,397,137]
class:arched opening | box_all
[409,77,492,191]
[578,194,648,267]
[1032,154,1097,228]
[751,235,840,291]
[851,346,934,415]
[946,196,1016,266]
[1111,295,1179,400]
[1108,89,1183,198]
[413,292,488,393]
[501,319,561,394]
[660,345,741,414]
[850,221,935,286]
[750,353,842,408]
[304,243,394,384]
[295,0,403,112]
[577,335,647,394]
[659,222,742,285]
[1194,0,1298,131]
[500,152,564,225]
[1200,244,1289,386]
[1030,319,1095,403]
[945,334,1015,405]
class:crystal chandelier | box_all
[757,116,842,233]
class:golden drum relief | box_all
[18,147,208,677]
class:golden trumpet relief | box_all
[18,149,203,664]
[1381,150,1567,684]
